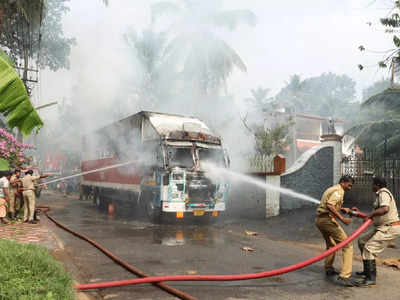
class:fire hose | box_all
[36,206,198,300]
[76,211,372,291]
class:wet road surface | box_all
[38,191,400,300]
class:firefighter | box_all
[352,176,400,287]
[315,175,360,286]
[21,169,50,224]
[8,169,21,220]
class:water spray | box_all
[36,160,136,187]
[203,163,320,205]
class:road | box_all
[38,191,400,300]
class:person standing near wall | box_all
[315,175,360,287]
[0,170,10,224]
[352,176,400,287]
[21,169,50,224]
[8,169,21,220]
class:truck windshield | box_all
[167,147,194,168]
[198,148,225,167]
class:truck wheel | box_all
[143,191,161,222]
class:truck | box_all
[80,111,230,221]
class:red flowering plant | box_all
[0,128,34,169]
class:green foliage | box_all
[0,0,75,72]
[151,0,256,95]
[375,2,400,67]
[362,78,391,101]
[124,27,171,107]
[38,0,76,71]
[0,158,9,171]
[244,87,273,110]
[0,55,43,135]
[346,80,400,155]
[254,123,292,156]
[0,239,74,299]
[0,49,16,67]
[275,72,358,120]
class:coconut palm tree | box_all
[151,0,256,95]
[124,27,170,107]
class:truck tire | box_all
[142,191,162,222]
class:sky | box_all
[36,0,395,122]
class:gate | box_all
[341,150,400,207]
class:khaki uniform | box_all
[315,184,353,278]
[358,188,400,260]
[8,174,21,214]
[21,174,40,222]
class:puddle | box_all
[152,226,223,247]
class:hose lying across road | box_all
[37,205,198,300]
[76,213,372,291]
[38,205,372,294]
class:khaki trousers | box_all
[358,225,400,260]
[315,216,353,278]
[23,190,36,222]
[0,197,7,218]
[8,190,20,214]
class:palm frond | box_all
[0,56,43,135]
[212,9,257,30]
[362,88,400,110]
[222,39,246,72]
[346,119,400,137]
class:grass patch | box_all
[0,239,74,299]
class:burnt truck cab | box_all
[80,111,229,221]
[139,113,230,220]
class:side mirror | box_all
[163,173,170,186]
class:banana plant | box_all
[0,49,43,136]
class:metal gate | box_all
[341,150,400,207]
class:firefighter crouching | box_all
[315,175,360,287]
[352,176,400,287]
[20,169,51,224]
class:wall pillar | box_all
[265,155,286,218]
[266,175,280,217]
[321,134,342,185]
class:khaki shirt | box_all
[373,188,399,227]
[9,174,20,193]
[316,184,345,215]
[21,174,40,190]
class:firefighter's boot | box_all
[356,260,368,277]
[358,260,376,287]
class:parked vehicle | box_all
[80,111,230,221]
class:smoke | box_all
[33,0,392,174]
[33,0,259,172]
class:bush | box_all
[0,239,74,299]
